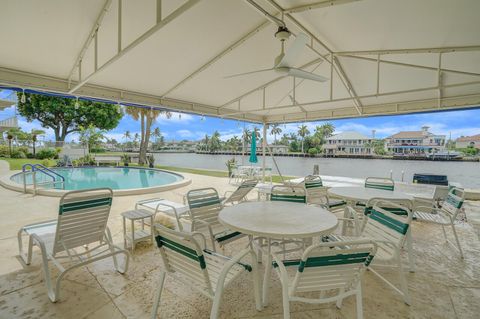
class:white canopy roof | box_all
[0,0,479,123]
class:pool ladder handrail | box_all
[22,164,65,194]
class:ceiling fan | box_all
[225,26,328,83]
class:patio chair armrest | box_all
[191,232,208,250]
[135,198,162,206]
[191,219,216,240]
[271,252,291,285]
[213,248,255,291]
[204,248,253,272]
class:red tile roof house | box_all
[456,134,480,149]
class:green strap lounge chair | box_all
[325,202,413,305]
[186,187,244,252]
[272,239,377,319]
[414,187,466,258]
[17,188,129,302]
[304,175,346,212]
[151,225,261,319]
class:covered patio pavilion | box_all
[0,0,480,318]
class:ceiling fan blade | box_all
[288,68,329,82]
[277,33,309,68]
[224,68,275,79]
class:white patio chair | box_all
[270,185,306,203]
[414,187,466,258]
[185,188,245,252]
[272,239,377,319]
[151,225,262,319]
[254,167,273,184]
[17,188,129,302]
[325,201,413,305]
[364,177,395,191]
[223,179,258,206]
[304,175,346,212]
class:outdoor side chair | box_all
[185,187,245,252]
[304,175,346,212]
[272,239,377,319]
[364,177,395,191]
[17,188,129,302]
[151,225,262,319]
[414,187,466,258]
[325,201,413,305]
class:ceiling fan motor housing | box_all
[275,26,291,41]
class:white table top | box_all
[219,201,338,239]
[328,186,414,202]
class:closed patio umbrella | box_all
[249,131,257,163]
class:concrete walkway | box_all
[0,160,479,318]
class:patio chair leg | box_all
[17,230,33,265]
[441,225,448,242]
[281,279,291,319]
[262,239,272,306]
[151,271,166,319]
[336,288,345,308]
[355,285,364,319]
[397,257,411,305]
[451,224,464,259]
[406,229,415,272]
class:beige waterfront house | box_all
[0,98,17,133]
[385,126,446,154]
[456,134,480,149]
[323,131,373,155]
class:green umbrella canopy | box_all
[249,131,258,163]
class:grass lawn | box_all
[1,158,57,170]
[154,165,294,183]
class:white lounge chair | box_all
[135,198,190,230]
[325,201,413,305]
[223,179,258,205]
[151,225,261,319]
[272,239,377,319]
[414,187,466,258]
[185,188,245,252]
[17,188,129,302]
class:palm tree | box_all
[30,129,45,156]
[253,127,261,140]
[298,124,310,154]
[125,107,171,164]
[133,133,140,149]
[203,134,210,152]
[270,124,282,144]
[6,127,24,156]
[123,131,131,143]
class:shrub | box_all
[78,154,95,166]
[0,145,9,157]
[308,148,319,156]
[90,147,106,153]
[10,150,27,159]
[26,152,35,158]
[36,148,57,159]
[41,159,51,167]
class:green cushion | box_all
[271,194,306,203]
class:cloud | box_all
[156,112,195,125]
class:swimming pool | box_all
[8,166,190,195]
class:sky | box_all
[1,90,479,143]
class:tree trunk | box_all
[33,141,36,156]
[138,114,146,164]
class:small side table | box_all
[121,209,155,252]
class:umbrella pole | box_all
[262,123,267,183]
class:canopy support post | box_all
[262,122,267,182]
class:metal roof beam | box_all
[67,0,113,87]
[342,55,480,77]
[285,0,363,14]
[68,0,201,94]
[221,79,480,116]
[335,45,480,56]
[161,18,272,98]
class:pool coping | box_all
[0,166,191,197]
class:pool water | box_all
[11,167,182,190]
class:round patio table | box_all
[328,186,414,202]
[219,201,338,306]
